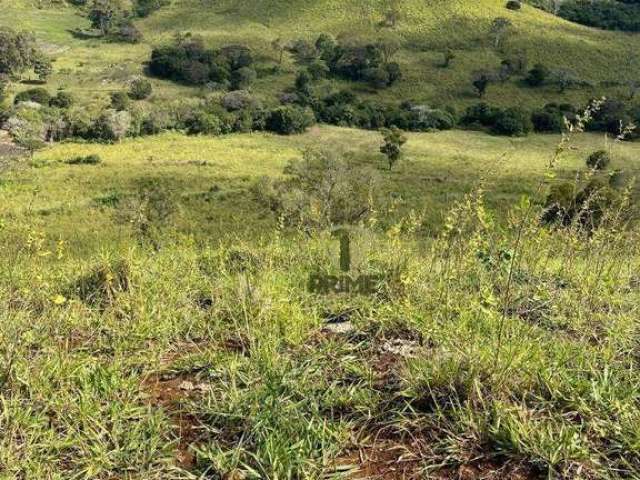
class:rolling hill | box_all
[2,0,640,110]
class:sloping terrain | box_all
[2,0,640,108]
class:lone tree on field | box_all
[271,38,286,65]
[442,48,455,68]
[88,0,126,36]
[380,127,407,170]
[33,55,53,82]
[489,17,512,50]
[472,69,493,97]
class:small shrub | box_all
[222,90,260,111]
[49,91,73,109]
[110,91,130,111]
[531,103,575,132]
[66,154,102,165]
[185,110,223,135]
[68,258,130,308]
[586,150,611,170]
[380,126,407,170]
[266,106,315,135]
[128,78,152,100]
[491,107,532,136]
[14,88,51,106]
[526,64,549,87]
[231,67,257,90]
[506,0,521,10]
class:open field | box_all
[2,127,640,478]
[2,126,640,248]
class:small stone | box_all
[179,380,195,391]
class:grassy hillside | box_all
[3,126,639,251]
[2,0,640,109]
[3,2,640,478]
[2,129,640,478]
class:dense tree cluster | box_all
[149,35,256,89]
[85,0,143,42]
[0,28,51,81]
[289,34,402,90]
[557,0,640,32]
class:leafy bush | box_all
[110,91,130,111]
[586,99,632,135]
[0,28,41,78]
[252,149,379,228]
[49,91,74,109]
[543,178,620,228]
[134,0,169,17]
[531,103,575,132]
[128,78,152,100]
[461,102,501,128]
[184,110,223,135]
[586,150,611,170]
[65,154,102,165]
[230,67,257,90]
[491,107,532,136]
[149,35,253,88]
[462,103,531,136]
[525,63,549,87]
[506,0,522,10]
[14,88,51,105]
[222,90,260,111]
[266,105,315,135]
[92,109,132,141]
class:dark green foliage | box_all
[462,103,531,136]
[389,103,456,131]
[311,36,402,89]
[65,154,102,165]
[231,67,256,90]
[185,110,223,135]
[294,70,313,103]
[0,28,39,77]
[543,178,620,228]
[115,21,143,43]
[110,91,130,111]
[315,33,337,62]
[526,63,549,87]
[558,0,640,32]
[88,0,125,36]
[266,106,315,135]
[461,102,500,127]
[380,126,407,170]
[49,91,74,109]
[506,0,522,10]
[542,181,576,226]
[307,60,329,80]
[531,103,575,132]
[587,99,632,135]
[149,36,253,88]
[491,107,532,136]
[586,150,611,170]
[134,0,169,17]
[14,88,51,105]
[33,55,53,82]
[128,78,152,100]
[222,90,260,111]
[471,70,493,97]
